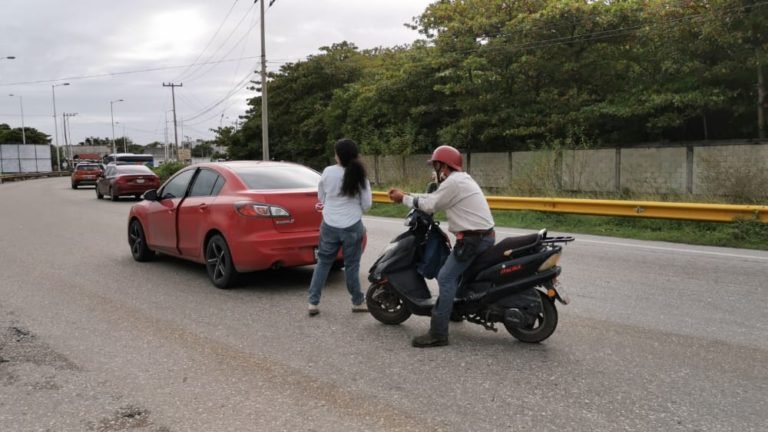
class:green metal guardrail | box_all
[371,192,767,223]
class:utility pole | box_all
[163,82,182,160]
[256,0,277,161]
[63,112,77,165]
[51,83,70,171]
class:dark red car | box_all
[126,161,358,288]
[71,162,103,189]
[96,164,161,201]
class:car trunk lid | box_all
[240,189,321,233]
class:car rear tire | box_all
[205,234,238,289]
[110,187,119,201]
[128,219,155,262]
[71,182,78,189]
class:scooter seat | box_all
[463,233,542,282]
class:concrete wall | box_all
[562,148,616,192]
[693,144,768,197]
[363,141,768,198]
[469,152,509,188]
[620,147,687,194]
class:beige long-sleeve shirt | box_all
[402,172,494,233]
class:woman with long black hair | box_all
[307,138,373,316]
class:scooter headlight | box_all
[538,253,561,271]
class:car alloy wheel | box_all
[128,219,154,262]
[205,234,237,289]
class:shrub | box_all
[153,161,186,182]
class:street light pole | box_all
[110,99,124,155]
[8,94,26,145]
[52,82,70,171]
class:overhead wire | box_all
[172,0,242,82]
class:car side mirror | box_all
[142,189,159,201]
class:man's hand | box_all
[388,188,405,203]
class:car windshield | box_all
[76,165,101,171]
[232,165,320,190]
[117,165,153,175]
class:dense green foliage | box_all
[0,123,50,144]
[152,161,186,182]
[215,0,768,171]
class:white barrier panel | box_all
[0,144,53,173]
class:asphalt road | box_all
[1,178,767,432]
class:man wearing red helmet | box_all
[389,145,495,347]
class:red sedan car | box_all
[127,161,354,288]
[96,164,161,201]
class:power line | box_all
[172,0,243,82]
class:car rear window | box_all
[232,165,320,190]
[76,165,101,171]
[117,165,154,175]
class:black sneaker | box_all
[411,333,449,348]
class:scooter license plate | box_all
[554,281,570,305]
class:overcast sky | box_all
[0,0,433,148]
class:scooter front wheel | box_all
[366,283,412,325]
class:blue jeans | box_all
[308,221,365,306]
[431,235,495,337]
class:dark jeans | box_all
[430,235,495,337]
[308,221,365,306]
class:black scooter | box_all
[366,208,574,343]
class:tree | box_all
[0,123,50,144]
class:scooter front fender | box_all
[378,268,434,316]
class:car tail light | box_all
[116,176,128,184]
[235,201,291,218]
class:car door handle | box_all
[198,203,208,212]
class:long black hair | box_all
[335,138,368,198]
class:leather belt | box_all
[456,228,495,240]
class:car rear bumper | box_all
[114,185,158,195]
[229,231,321,272]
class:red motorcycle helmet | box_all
[428,145,463,171]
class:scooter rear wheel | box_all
[366,283,411,325]
[504,290,558,343]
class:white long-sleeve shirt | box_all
[402,172,494,233]
[318,165,373,229]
